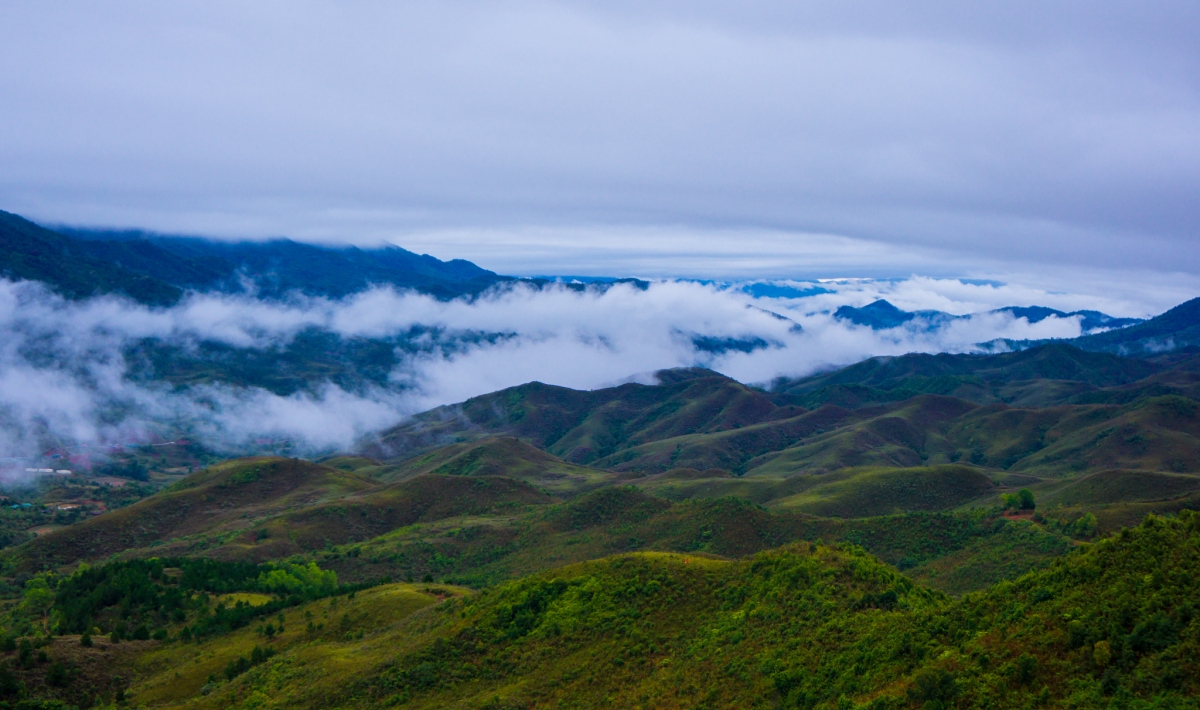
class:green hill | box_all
[772,343,1161,408]
[9,457,376,570]
[767,465,994,517]
[367,369,779,463]
[369,346,1200,487]
[1,331,1199,707]
[1069,296,1200,355]
[376,437,620,495]
[103,511,1200,709]
[9,458,553,570]
[298,485,1068,593]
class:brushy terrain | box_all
[0,339,1197,708]
[55,511,1197,709]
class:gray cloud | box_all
[0,2,1197,276]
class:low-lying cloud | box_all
[0,276,1157,463]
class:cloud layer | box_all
[0,276,1147,462]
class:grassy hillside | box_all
[9,458,374,569]
[0,336,1197,708]
[1069,296,1200,355]
[8,458,553,571]
[297,486,1071,594]
[367,346,1200,489]
[773,343,1159,407]
[367,369,780,463]
[767,465,994,517]
[946,395,1200,475]
[376,437,620,495]
[109,511,1200,709]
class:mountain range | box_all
[0,333,1196,707]
[834,298,1143,333]
[0,207,1198,708]
[0,209,509,303]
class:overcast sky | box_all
[1,1,1199,281]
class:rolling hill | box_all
[10,457,553,571]
[97,511,1200,709]
[0,297,1197,708]
[367,345,1200,487]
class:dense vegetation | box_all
[0,303,1193,707]
[59,511,1192,709]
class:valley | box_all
[0,327,1195,707]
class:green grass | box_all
[300,486,1069,596]
[768,465,995,517]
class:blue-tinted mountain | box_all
[1065,296,1200,355]
[834,298,1141,333]
[993,297,1200,357]
[61,226,508,300]
[0,208,511,303]
[0,209,183,304]
[994,305,1141,332]
[833,299,942,328]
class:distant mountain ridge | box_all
[834,298,1142,332]
[365,342,1200,483]
[0,209,183,305]
[832,296,1200,358]
[985,297,1200,357]
[0,209,510,303]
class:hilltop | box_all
[364,346,1200,521]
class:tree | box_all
[1071,513,1098,538]
[1018,489,1036,510]
[46,659,68,687]
[907,668,958,709]
[21,578,54,629]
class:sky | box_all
[2,1,1200,283]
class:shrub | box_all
[46,659,67,687]
[907,668,958,708]
[1015,653,1038,684]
